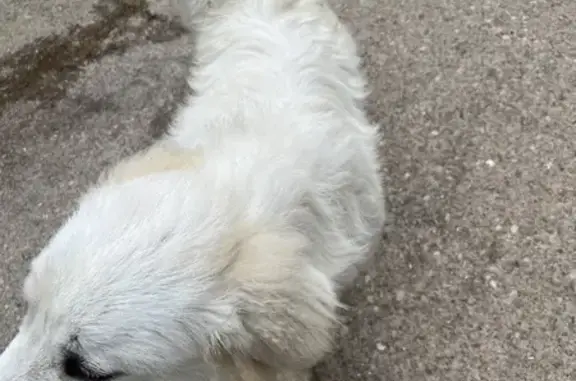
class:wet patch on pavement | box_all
[0,0,187,112]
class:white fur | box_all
[0,0,385,380]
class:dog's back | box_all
[167,0,385,285]
[96,0,386,373]
[107,0,386,368]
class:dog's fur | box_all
[0,0,385,380]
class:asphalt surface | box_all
[1,0,575,380]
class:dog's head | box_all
[0,168,338,381]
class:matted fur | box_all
[0,0,385,380]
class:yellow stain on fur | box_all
[101,142,204,185]
[213,355,312,381]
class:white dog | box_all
[0,0,385,380]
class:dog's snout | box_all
[0,332,57,381]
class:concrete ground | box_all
[1,0,575,380]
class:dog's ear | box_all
[215,230,340,369]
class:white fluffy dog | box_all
[0,0,385,380]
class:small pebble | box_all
[505,290,518,304]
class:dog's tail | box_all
[176,0,310,25]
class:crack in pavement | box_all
[0,0,187,112]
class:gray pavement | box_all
[1,0,575,380]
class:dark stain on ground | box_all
[0,0,187,113]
